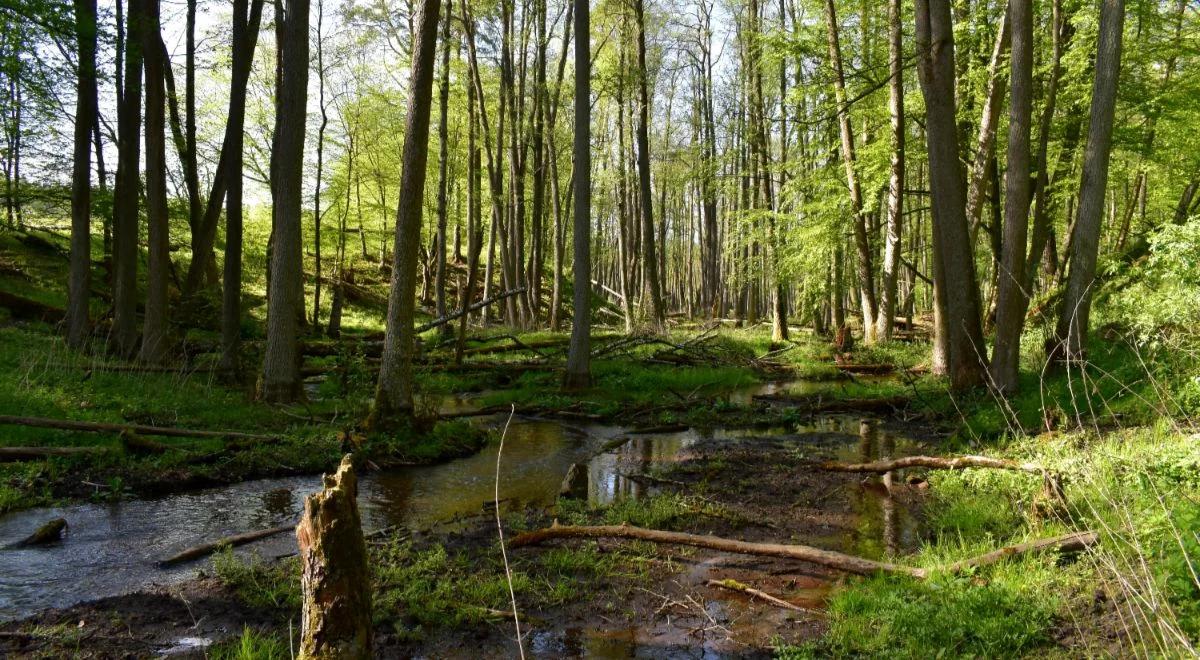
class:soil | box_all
[0,416,939,658]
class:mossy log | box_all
[11,518,68,547]
[0,446,107,461]
[817,455,1046,475]
[297,455,372,660]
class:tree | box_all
[914,0,986,390]
[1052,0,1125,361]
[563,0,591,391]
[989,0,1033,393]
[433,0,452,336]
[260,0,310,402]
[138,0,169,364]
[111,0,144,359]
[371,0,441,424]
[66,0,97,348]
[219,0,266,375]
[633,0,665,332]
[875,0,904,343]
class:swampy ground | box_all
[1,229,1199,657]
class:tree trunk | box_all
[563,0,591,390]
[67,0,99,348]
[372,0,441,424]
[989,0,1034,393]
[219,0,265,375]
[964,9,1010,239]
[876,0,904,342]
[138,0,169,364]
[1053,0,1124,361]
[260,0,309,402]
[915,0,986,390]
[823,0,877,343]
[297,456,372,660]
[433,0,452,336]
[634,0,665,332]
[111,0,144,359]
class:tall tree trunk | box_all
[138,0,169,364]
[372,0,441,424]
[68,0,99,349]
[634,0,665,332]
[311,0,327,334]
[823,0,877,343]
[876,0,904,342]
[220,0,265,374]
[915,0,986,390]
[964,9,1010,239]
[111,0,144,358]
[433,0,452,336]
[563,0,591,390]
[1052,0,1124,361]
[260,0,310,402]
[989,0,1033,393]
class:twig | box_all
[495,405,525,660]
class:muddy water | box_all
[0,382,923,633]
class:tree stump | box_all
[296,455,372,659]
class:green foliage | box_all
[211,549,301,611]
[1107,219,1200,342]
[208,627,290,660]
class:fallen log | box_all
[460,336,566,357]
[835,363,895,375]
[509,523,924,577]
[628,423,690,435]
[705,578,811,613]
[10,518,68,547]
[0,291,65,323]
[414,287,528,333]
[0,415,279,443]
[942,531,1099,574]
[817,455,1046,476]
[157,524,294,566]
[754,394,911,414]
[0,446,108,461]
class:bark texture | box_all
[563,0,591,390]
[297,455,372,660]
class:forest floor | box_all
[1,228,1198,657]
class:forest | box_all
[0,0,1198,655]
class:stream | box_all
[0,380,925,651]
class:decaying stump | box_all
[296,455,372,660]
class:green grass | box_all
[212,548,302,611]
[208,627,290,660]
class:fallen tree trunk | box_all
[297,455,372,659]
[0,415,279,443]
[818,455,1046,475]
[158,524,294,566]
[0,446,108,461]
[509,523,924,577]
[754,394,911,414]
[705,578,811,613]
[835,363,896,375]
[415,287,527,333]
[512,523,1099,580]
[459,336,566,357]
[942,531,1099,574]
[0,291,65,323]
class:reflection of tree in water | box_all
[586,431,700,505]
[846,420,903,558]
[261,487,298,517]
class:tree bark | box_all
[111,0,144,359]
[563,0,592,390]
[138,0,169,364]
[914,0,986,390]
[433,0,452,336]
[634,0,665,332]
[372,0,441,424]
[989,0,1034,393]
[260,0,309,402]
[297,456,372,660]
[1052,0,1124,361]
[67,0,98,348]
[876,0,904,342]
